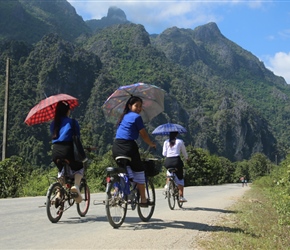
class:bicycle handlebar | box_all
[142,146,162,161]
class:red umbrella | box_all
[24,94,79,126]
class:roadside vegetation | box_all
[197,155,290,249]
[0,146,274,198]
[2,146,290,249]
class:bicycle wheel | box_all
[46,182,64,223]
[167,180,176,210]
[177,200,184,208]
[137,178,155,222]
[76,181,90,217]
[105,178,127,228]
[175,187,184,208]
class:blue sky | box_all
[68,0,290,84]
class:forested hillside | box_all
[0,0,289,169]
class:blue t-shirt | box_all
[50,116,80,143]
[115,111,145,140]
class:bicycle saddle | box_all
[106,167,126,174]
[115,156,131,168]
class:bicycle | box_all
[105,156,160,228]
[46,159,90,223]
[164,168,183,210]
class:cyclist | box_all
[163,131,188,202]
[112,96,156,207]
[50,101,84,203]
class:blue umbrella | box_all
[152,123,187,135]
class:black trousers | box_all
[164,156,184,180]
[112,139,144,172]
[52,142,83,171]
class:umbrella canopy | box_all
[102,82,165,123]
[24,94,79,126]
[152,123,187,135]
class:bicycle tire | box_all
[46,182,64,223]
[76,180,90,217]
[177,184,183,208]
[177,200,184,208]
[105,177,128,228]
[174,184,184,208]
[137,178,155,222]
[167,180,176,210]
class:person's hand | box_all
[150,141,156,148]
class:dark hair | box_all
[52,101,70,139]
[116,96,143,126]
[169,131,178,147]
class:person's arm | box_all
[180,141,188,160]
[162,141,167,157]
[139,128,156,148]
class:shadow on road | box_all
[55,215,108,224]
[183,207,237,213]
[119,217,258,237]
[51,212,257,238]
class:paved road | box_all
[0,184,248,249]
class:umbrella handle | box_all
[146,145,156,152]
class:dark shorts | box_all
[52,142,83,171]
[112,139,144,172]
[164,156,184,180]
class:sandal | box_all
[139,202,148,207]
[139,200,154,207]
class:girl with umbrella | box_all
[112,96,156,207]
[50,101,84,203]
[163,131,188,202]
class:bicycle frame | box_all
[105,159,156,228]
[166,168,183,210]
[46,161,90,223]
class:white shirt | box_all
[162,138,188,160]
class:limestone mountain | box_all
[152,23,288,161]
[0,2,288,168]
[82,23,277,162]
[86,6,130,32]
[0,0,90,44]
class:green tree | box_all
[248,153,273,181]
[0,156,32,198]
[234,160,249,182]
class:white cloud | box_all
[68,0,290,84]
[67,1,268,34]
[67,0,271,36]
[68,1,223,33]
[266,52,290,84]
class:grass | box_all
[196,185,290,250]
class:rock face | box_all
[0,0,90,43]
[86,6,130,32]
[107,6,127,21]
